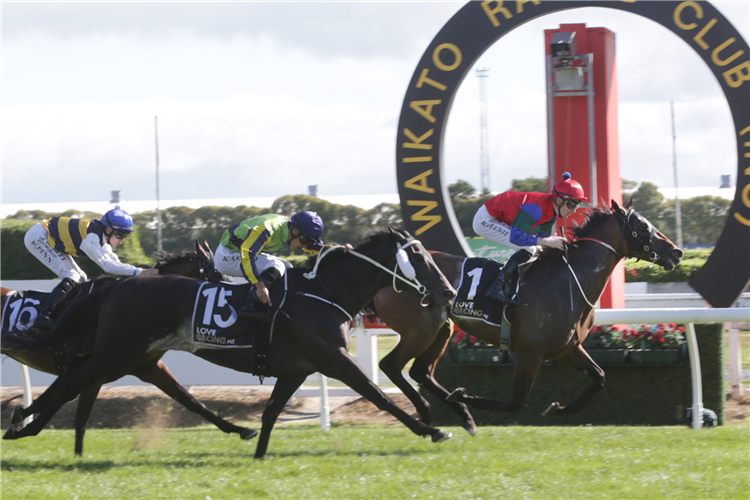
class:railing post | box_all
[319,373,330,431]
[686,323,703,430]
[19,363,33,425]
[727,327,744,399]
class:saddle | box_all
[191,281,278,376]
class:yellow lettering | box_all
[723,61,750,88]
[404,169,436,194]
[403,128,434,150]
[712,38,744,66]
[693,18,717,50]
[409,100,442,123]
[433,44,462,71]
[674,1,702,31]
[416,68,448,91]
[516,1,541,13]
[407,200,442,235]
[733,183,750,226]
[481,1,512,27]
[741,126,750,135]
[403,156,433,163]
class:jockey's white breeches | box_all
[214,244,292,281]
[24,223,88,283]
[473,205,542,257]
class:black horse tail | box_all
[0,394,22,409]
[34,283,117,349]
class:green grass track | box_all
[1,425,748,499]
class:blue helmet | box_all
[101,205,134,233]
[290,211,324,250]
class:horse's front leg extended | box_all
[543,345,604,417]
[447,350,544,413]
[255,375,306,460]
[286,323,450,443]
[132,360,258,441]
[408,322,476,436]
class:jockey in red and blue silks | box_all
[473,172,587,304]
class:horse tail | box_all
[0,394,22,409]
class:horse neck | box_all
[567,222,625,307]
[314,250,398,316]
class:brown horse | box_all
[4,228,457,459]
[372,201,683,434]
[1,240,257,455]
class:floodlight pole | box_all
[155,116,163,253]
[671,102,683,249]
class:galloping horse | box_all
[2,240,257,455]
[4,228,457,459]
[372,201,683,434]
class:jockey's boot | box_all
[238,268,281,323]
[34,278,78,331]
[485,251,531,305]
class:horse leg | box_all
[131,360,258,440]
[73,384,101,456]
[285,324,450,443]
[542,345,605,417]
[255,374,306,459]
[447,350,544,413]
[11,354,91,426]
[378,343,425,421]
[409,322,476,436]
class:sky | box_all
[2,0,748,206]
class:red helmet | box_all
[552,172,587,201]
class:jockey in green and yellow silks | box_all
[215,211,325,321]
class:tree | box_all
[448,180,477,199]
[511,176,548,193]
[679,196,730,245]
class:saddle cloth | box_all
[451,257,506,327]
[2,290,46,333]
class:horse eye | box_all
[637,221,649,232]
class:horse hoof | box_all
[10,408,24,425]
[431,430,452,443]
[446,387,465,403]
[542,402,561,417]
[462,421,477,437]
[240,428,259,440]
[3,426,18,440]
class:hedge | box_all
[422,323,724,426]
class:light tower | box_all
[477,68,490,194]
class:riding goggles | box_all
[564,198,582,210]
[112,229,131,240]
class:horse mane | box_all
[153,250,197,269]
[294,228,398,272]
[537,206,613,261]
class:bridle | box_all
[303,238,433,306]
[193,253,224,284]
[563,208,661,309]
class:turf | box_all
[1,425,748,499]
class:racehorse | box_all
[4,228,457,459]
[2,240,257,455]
[371,201,683,434]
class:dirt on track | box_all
[0,385,409,430]
[1,385,748,430]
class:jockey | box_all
[215,210,325,321]
[473,172,587,304]
[24,205,159,330]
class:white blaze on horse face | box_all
[396,248,416,280]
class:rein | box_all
[564,232,626,309]
[303,240,430,304]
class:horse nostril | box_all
[444,290,457,299]
[674,248,684,259]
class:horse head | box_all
[153,241,229,284]
[611,199,684,270]
[385,227,457,308]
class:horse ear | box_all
[203,241,213,257]
[195,240,207,258]
[611,199,621,213]
[625,196,634,211]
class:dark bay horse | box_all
[1,240,257,455]
[372,201,683,434]
[5,228,457,459]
